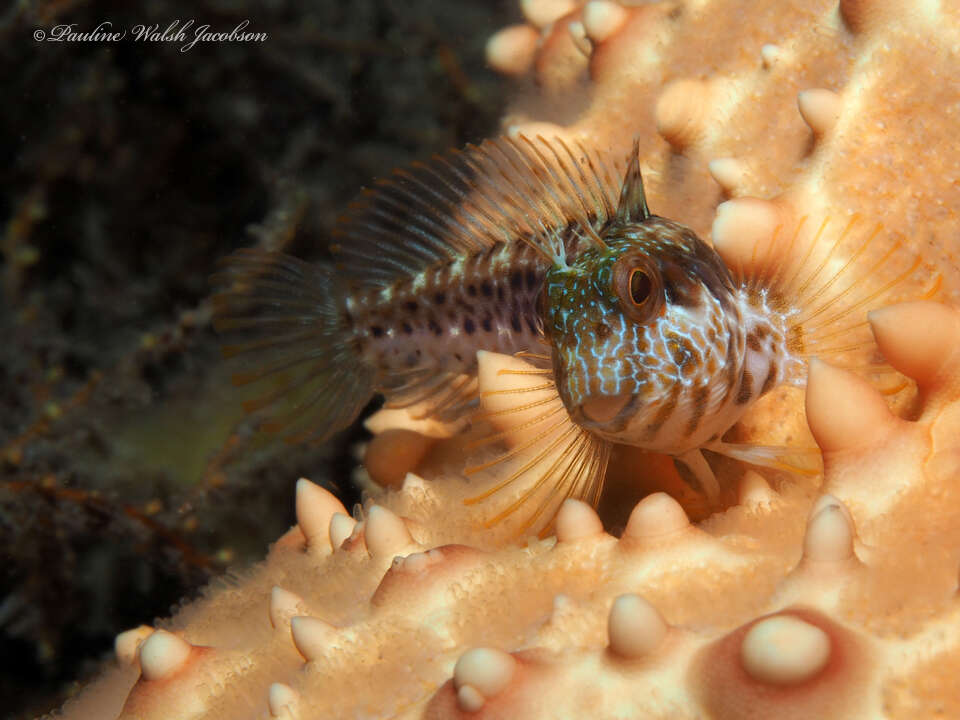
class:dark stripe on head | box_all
[686,384,710,437]
[663,266,701,309]
[644,382,682,441]
[760,360,777,396]
[736,370,753,405]
[725,335,740,400]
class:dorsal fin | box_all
[616,139,650,223]
[331,136,624,287]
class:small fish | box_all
[213,136,934,534]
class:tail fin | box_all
[211,249,375,444]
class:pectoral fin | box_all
[705,439,822,477]
[463,351,611,537]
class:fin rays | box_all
[212,250,374,444]
[332,136,624,284]
[463,357,611,537]
[383,371,479,423]
[744,214,940,364]
[706,440,822,477]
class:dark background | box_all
[0,1,514,716]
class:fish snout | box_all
[578,393,633,425]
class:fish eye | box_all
[628,269,652,306]
[611,253,662,323]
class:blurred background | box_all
[0,1,514,716]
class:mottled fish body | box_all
[214,135,932,533]
[346,241,547,397]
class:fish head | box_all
[542,216,741,450]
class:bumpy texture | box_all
[52,0,960,718]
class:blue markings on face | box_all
[541,216,746,449]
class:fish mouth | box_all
[579,393,634,425]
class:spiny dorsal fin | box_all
[331,136,625,287]
[616,139,650,223]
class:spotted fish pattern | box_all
[213,136,929,534]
